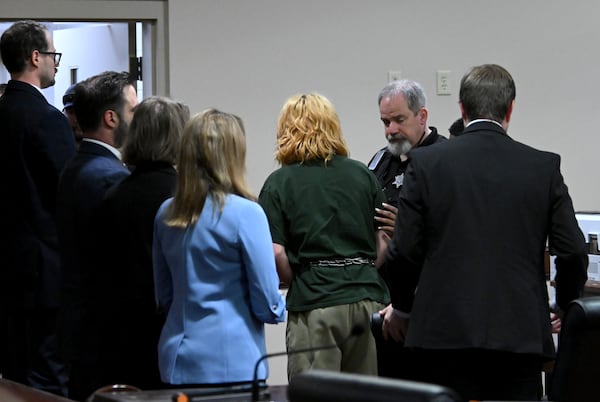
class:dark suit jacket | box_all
[56,140,130,361]
[93,160,176,388]
[385,121,588,359]
[0,80,76,310]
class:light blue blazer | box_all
[153,194,286,385]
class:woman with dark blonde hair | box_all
[259,93,390,379]
[153,109,285,386]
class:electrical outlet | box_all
[436,70,451,95]
[388,70,402,82]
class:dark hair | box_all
[73,71,134,133]
[0,20,50,74]
[62,83,77,109]
[448,118,464,137]
[459,64,515,122]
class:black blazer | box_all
[92,161,176,388]
[0,80,76,310]
[385,121,588,359]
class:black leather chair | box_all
[548,296,600,402]
[288,370,461,402]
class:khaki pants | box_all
[286,299,384,380]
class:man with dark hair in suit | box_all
[0,20,75,396]
[56,70,138,401]
[62,83,83,147]
[381,64,588,401]
[448,117,464,138]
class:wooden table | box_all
[0,379,75,402]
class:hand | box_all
[375,203,398,236]
[550,312,561,334]
[379,304,409,343]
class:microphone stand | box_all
[251,345,335,402]
[251,324,365,402]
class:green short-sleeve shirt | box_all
[259,155,390,311]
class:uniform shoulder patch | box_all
[368,149,386,170]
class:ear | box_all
[30,49,41,68]
[418,107,428,125]
[103,109,119,129]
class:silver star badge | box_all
[393,174,404,188]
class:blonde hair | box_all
[275,93,349,165]
[164,109,254,228]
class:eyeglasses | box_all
[38,50,62,65]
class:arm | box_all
[30,110,76,212]
[374,229,390,268]
[273,243,293,285]
[240,203,286,324]
[257,184,291,286]
[152,207,173,313]
[548,160,588,311]
[385,162,426,313]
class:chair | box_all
[288,370,461,402]
[548,296,600,402]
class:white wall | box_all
[53,23,130,108]
[168,0,600,213]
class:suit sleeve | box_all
[547,157,588,310]
[239,202,286,324]
[384,159,426,313]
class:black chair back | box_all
[288,369,461,402]
[548,296,600,402]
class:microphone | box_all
[251,324,365,402]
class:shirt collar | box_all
[81,138,122,160]
[466,118,503,129]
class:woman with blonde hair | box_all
[259,93,390,379]
[153,109,286,386]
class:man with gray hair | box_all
[369,79,446,379]
[368,80,447,235]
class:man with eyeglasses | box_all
[0,20,75,397]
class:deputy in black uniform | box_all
[369,79,447,234]
[368,79,446,379]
